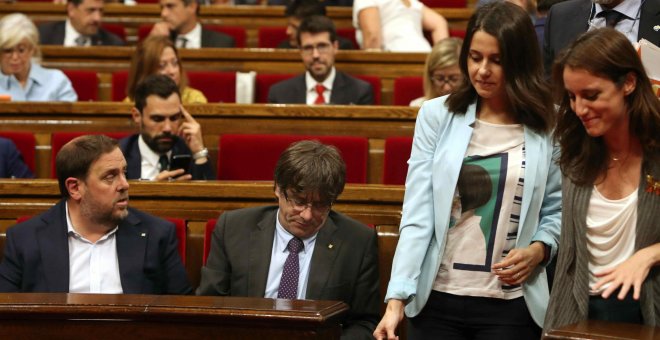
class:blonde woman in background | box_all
[125,35,207,104]
[410,37,462,106]
[0,13,77,102]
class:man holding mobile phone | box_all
[119,74,215,181]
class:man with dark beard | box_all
[0,135,192,294]
[120,74,214,180]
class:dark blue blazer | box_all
[119,134,215,180]
[0,137,33,179]
[0,200,192,295]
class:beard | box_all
[142,132,178,154]
[80,193,129,229]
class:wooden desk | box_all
[543,320,659,340]
[0,102,418,182]
[0,293,347,339]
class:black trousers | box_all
[408,290,541,340]
[588,289,643,324]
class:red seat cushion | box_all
[101,23,127,43]
[217,134,369,183]
[63,70,99,102]
[257,26,288,48]
[50,132,131,178]
[111,70,129,102]
[383,137,413,185]
[165,218,187,265]
[355,74,381,105]
[255,73,295,103]
[0,132,36,174]
[393,76,424,106]
[420,0,466,8]
[187,71,237,103]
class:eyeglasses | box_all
[285,195,332,215]
[1,44,31,58]
[300,42,332,56]
[430,74,461,86]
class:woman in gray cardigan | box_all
[545,27,660,331]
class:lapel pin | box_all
[141,233,146,237]
[328,244,334,249]
[645,175,660,195]
[654,25,660,32]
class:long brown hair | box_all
[126,35,188,101]
[445,2,553,134]
[553,28,660,185]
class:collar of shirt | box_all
[0,63,44,99]
[594,0,641,20]
[305,67,336,105]
[64,19,89,47]
[178,22,202,49]
[274,208,318,255]
[65,201,119,243]
[138,134,171,180]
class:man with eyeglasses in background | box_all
[542,0,659,75]
[39,0,124,46]
[268,15,373,105]
[198,140,381,339]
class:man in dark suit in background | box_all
[120,75,214,181]
[150,0,235,48]
[0,137,33,179]
[277,0,355,50]
[543,0,659,74]
[0,135,191,294]
[268,16,373,105]
[39,0,124,46]
[198,140,380,339]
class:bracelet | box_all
[192,147,208,160]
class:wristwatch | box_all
[192,147,209,160]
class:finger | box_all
[600,281,618,299]
[175,174,192,181]
[617,282,631,300]
[180,105,195,122]
[633,281,641,300]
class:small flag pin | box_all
[328,244,334,249]
[141,233,146,237]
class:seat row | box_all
[61,70,427,105]
[1,131,414,185]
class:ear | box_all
[332,40,339,53]
[274,185,282,200]
[66,2,75,16]
[623,72,637,96]
[131,107,142,126]
[66,177,83,201]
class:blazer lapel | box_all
[37,200,70,292]
[305,218,340,300]
[116,211,147,294]
[247,211,277,297]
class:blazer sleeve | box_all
[0,227,23,292]
[355,81,374,105]
[531,144,562,260]
[197,214,231,296]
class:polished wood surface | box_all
[543,320,659,340]
[0,102,418,181]
[0,293,347,339]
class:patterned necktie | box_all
[277,237,304,299]
[177,37,188,48]
[599,10,624,28]
[313,84,326,105]
[75,36,88,46]
[158,154,169,172]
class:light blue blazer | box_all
[385,96,561,327]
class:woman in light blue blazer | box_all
[374,2,561,339]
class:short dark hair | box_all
[296,15,337,46]
[56,135,119,198]
[274,140,346,206]
[134,74,181,113]
[445,2,553,134]
[285,0,327,18]
[67,0,84,6]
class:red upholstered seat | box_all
[187,71,237,103]
[111,70,129,102]
[393,76,423,106]
[383,136,413,185]
[165,218,187,265]
[420,0,466,8]
[101,23,127,43]
[50,132,131,178]
[0,132,36,174]
[63,70,99,102]
[203,218,218,265]
[449,28,467,39]
[255,73,295,103]
[16,216,32,224]
[336,27,359,49]
[355,74,381,105]
[137,24,246,47]
[257,26,288,48]
[217,134,369,183]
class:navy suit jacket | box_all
[197,206,381,340]
[543,0,660,74]
[267,71,373,105]
[119,134,215,180]
[0,137,33,179]
[0,200,192,294]
[38,21,125,46]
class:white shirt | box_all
[66,202,123,294]
[138,135,170,180]
[264,209,318,299]
[176,23,203,49]
[588,0,641,45]
[305,67,336,105]
[64,19,90,47]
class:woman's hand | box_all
[373,299,405,340]
[492,242,545,285]
[593,243,660,300]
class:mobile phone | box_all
[170,154,191,173]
